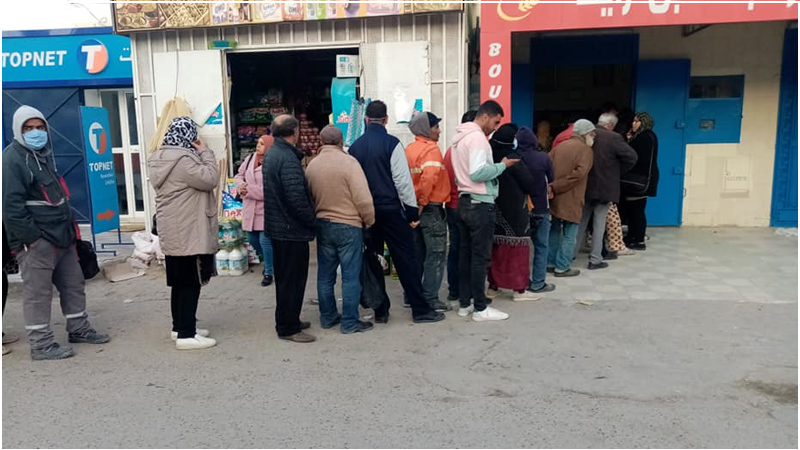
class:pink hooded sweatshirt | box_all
[449,122,507,204]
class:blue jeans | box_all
[445,207,460,299]
[548,216,579,273]
[529,212,551,290]
[247,231,274,276]
[316,220,363,333]
[414,205,447,307]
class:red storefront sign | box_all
[480,1,798,118]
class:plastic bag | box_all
[131,231,154,254]
[221,191,244,222]
[360,247,390,311]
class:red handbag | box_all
[488,236,531,292]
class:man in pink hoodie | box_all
[450,100,519,322]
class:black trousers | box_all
[170,286,200,339]
[619,197,648,245]
[458,197,495,312]
[367,209,432,318]
[273,239,310,337]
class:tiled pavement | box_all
[543,227,798,304]
[34,226,798,306]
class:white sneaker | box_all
[486,288,501,299]
[512,291,542,302]
[618,247,637,256]
[458,305,474,317]
[175,335,217,350]
[171,328,210,341]
[472,306,509,322]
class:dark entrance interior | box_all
[523,34,639,150]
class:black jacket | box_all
[495,163,538,237]
[2,140,76,251]
[626,129,660,197]
[262,138,316,242]
[585,127,638,204]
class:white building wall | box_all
[638,21,789,227]
[128,12,467,162]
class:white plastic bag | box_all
[131,231,154,254]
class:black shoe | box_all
[604,252,618,261]
[447,294,459,301]
[300,321,312,330]
[546,267,555,274]
[412,311,445,324]
[628,242,647,251]
[261,275,274,286]
[431,301,452,312]
[375,312,390,324]
[68,329,110,344]
[528,283,556,294]
[342,320,374,334]
[320,315,341,329]
[588,262,609,270]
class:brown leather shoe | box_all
[279,332,316,343]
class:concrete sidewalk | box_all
[2,227,797,448]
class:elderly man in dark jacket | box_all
[263,114,317,343]
[575,113,638,270]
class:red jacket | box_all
[552,123,574,153]
[443,147,459,209]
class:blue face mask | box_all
[23,129,48,150]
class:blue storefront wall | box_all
[2,28,133,224]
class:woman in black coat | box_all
[487,124,541,301]
[620,112,659,250]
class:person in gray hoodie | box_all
[2,105,110,360]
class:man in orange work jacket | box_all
[405,111,452,313]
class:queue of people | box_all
[2,100,659,357]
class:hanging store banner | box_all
[481,0,798,119]
[80,106,121,234]
[331,78,357,139]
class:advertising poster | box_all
[331,78,357,140]
[80,107,120,234]
[160,1,211,29]
[304,1,342,20]
[281,2,306,21]
[252,2,283,22]
[211,1,252,26]
[412,2,463,13]
[115,2,163,31]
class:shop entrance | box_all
[524,34,639,148]
[227,47,359,169]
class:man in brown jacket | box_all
[306,126,375,334]
[548,119,595,277]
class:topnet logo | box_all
[78,39,109,75]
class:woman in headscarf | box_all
[235,134,275,287]
[620,112,659,251]
[486,124,542,302]
[148,117,220,351]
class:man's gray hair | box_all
[319,125,344,146]
[598,112,619,128]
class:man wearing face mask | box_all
[2,105,110,360]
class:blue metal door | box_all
[770,28,798,227]
[635,59,690,226]
[2,88,91,222]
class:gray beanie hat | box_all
[572,119,595,136]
